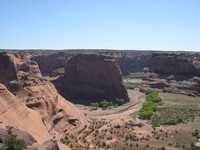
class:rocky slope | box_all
[10,75,89,135]
[0,127,59,150]
[0,52,41,86]
[55,54,129,104]
[0,52,89,149]
[0,83,51,143]
[149,52,200,77]
[141,52,200,95]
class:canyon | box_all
[0,49,200,150]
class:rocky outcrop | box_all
[141,71,200,96]
[0,128,37,145]
[141,52,200,95]
[28,139,59,150]
[31,50,152,77]
[9,75,89,136]
[0,52,41,86]
[149,52,200,77]
[0,83,51,143]
[31,52,72,77]
[0,128,60,150]
[55,54,129,104]
[0,52,89,149]
[0,52,18,86]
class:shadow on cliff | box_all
[53,54,129,105]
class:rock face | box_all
[149,52,200,77]
[55,54,129,104]
[0,52,18,86]
[15,50,200,96]
[140,52,200,95]
[0,52,41,86]
[31,52,69,77]
[13,75,89,135]
[0,83,51,143]
[141,70,200,96]
[0,52,89,149]
[31,50,152,77]
[0,128,59,150]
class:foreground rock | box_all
[55,54,129,104]
[0,128,59,150]
[11,75,89,135]
[0,52,89,149]
[0,83,51,143]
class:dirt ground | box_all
[76,88,145,120]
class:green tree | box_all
[90,102,99,108]
[100,100,109,108]
[109,102,113,107]
[3,127,26,150]
[115,99,124,105]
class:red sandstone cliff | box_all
[55,54,129,104]
[0,52,89,149]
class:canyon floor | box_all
[64,76,200,150]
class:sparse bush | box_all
[90,102,99,110]
[100,100,109,108]
[3,127,26,150]
[123,72,143,79]
[115,98,124,105]
[114,124,121,128]
[109,102,113,107]
[124,82,140,90]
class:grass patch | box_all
[123,72,143,79]
[152,107,200,126]
[124,82,140,90]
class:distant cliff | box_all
[54,54,129,104]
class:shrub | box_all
[90,102,99,108]
[114,124,121,128]
[3,127,26,150]
[115,99,124,106]
[100,100,109,108]
[109,102,113,107]
[139,108,154,119]
[146,88,158,95]
[146,93,161,103]
[124,82,139,90]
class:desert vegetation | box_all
[90,99,125,110]
[138,89,161,119]
[152,107,200,126]
[123,72,143,79]
[1,127,26,150]
[124,82,140,90]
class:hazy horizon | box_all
[0,1,200,51]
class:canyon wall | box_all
[0,52,89,149]
[55,54,129,104]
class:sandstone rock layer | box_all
[55,54,129,104]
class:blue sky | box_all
[0,0,200,51]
